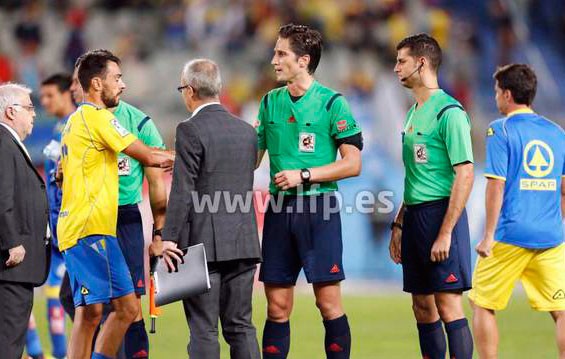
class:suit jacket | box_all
[163,104,261,263]
[0,125,50,286]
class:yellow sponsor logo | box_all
[520,179,556,191]
[523,140,554,178]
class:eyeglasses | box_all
[11,104,35,113]
[177,84,190,93]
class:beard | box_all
[101,88,120,108]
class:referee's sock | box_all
[323,314,351,359]
[262,320,290,358]
[124,319,149,359]
[445,318,473,359]
[417,320,446,359]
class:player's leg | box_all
[91,234,137,357]
[68,304,103,359]
[550,311,565,359]
[470,300,498,359]
[302,194,349,359]
[93,293,138,357]
[402,202,446,359]
[45,246,67,358]
[313,282,350,359]
[260,196,300,359]
[521,243,565,358]
[434,292,472,359]
[26,313,44,359]
[116,205,148,359]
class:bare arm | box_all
[389,202,406,264]
[475,178,505,257]
[430,162,474,262]
[122,139,174,169]
[274,144,362,191]
[145,166,167,256]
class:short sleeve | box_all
[138,116,165,149]
[484,120,508,180]
[93,110,137,153]
[256,94,268,150]
[329,95,361,140]
[437,108,474,165]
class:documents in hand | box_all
[154,243,211,306]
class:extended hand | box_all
[153,150,175,172]
[274,170,302,191]
[161,241,184,272]
[6,245,25,267]
[389,228,402,264]
[476,236,495,258]
[149,236,164,257]
[430,232,451,262]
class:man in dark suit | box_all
[162,59,261,359]
[0,83,50,359]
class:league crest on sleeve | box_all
[110,118,130,137]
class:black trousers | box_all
[0,281,34,359]
[183,260,260,359]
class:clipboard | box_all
[154,243,211,306]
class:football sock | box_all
[124,319,149,359]
[417,320,446,359]
[26,317,43,358]
[323,314,351,359]
[47,297,67,358]
[445,318,473,359]
[91,352,113,359]
[262,320,290,358]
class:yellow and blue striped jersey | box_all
[57,103,136,250]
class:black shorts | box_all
[117,204,146,296]
[259,194,345,285]
[401,198,472,294]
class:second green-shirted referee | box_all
[390,33,475,359]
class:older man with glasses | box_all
[0,83,50,359]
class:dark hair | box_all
[41,73,72,93]
[396,33,442,72]
[493,64,537,106]
[278,23,323,74]
[77,49,121,91]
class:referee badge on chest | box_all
[414,144,428,164]
[118,157,131,176]
[299,132,316,152]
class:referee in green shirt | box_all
[256,24,362,359]
[390,34,475,359]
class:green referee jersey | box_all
[402,90,473,205]
[257,81,361,195]
[114,101,165,205]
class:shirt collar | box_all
[190,102,221,119]
[507,108,534,117]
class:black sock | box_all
[323,314,351,359]
[417,320,446,359]
[262,320,290,358]
[124,319,149,359]
[445,318,473,359]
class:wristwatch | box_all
[153,228,163,237]
[300,168,311,184]
[390,221,403,231]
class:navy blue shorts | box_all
[117,204,146,296]
[401,198,472,294]
[259,194,345,285]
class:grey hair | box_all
[0,83,32,118]
[181,59,222,98]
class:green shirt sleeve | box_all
[438,108,474,165]
[256,94,268,150]
[329,95,361,139]
[138,117,165,149]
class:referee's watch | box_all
[300,168,311,184]
[390,221,403,231]
[153,228,163,237]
